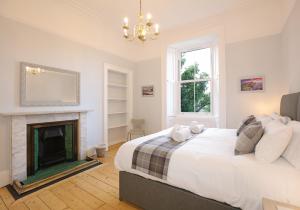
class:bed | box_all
[115,93,300,210]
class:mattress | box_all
[115,128,300,210]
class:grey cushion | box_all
[237,115,256,136]
[235,121,264,155]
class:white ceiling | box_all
[61,0,261,30]
[0,0,295,61]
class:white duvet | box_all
[115,128,300,210]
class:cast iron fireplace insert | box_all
[27,120,78,176]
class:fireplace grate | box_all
[27,120,78,176]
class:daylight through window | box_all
[180,48,212,113]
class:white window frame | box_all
[177,45,215,116]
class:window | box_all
[166,37,225,128]
[180,48,213,113]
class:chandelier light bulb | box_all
[146,13,152,21]
[142,29,146,36]
[123,29,129,38]
[123,17,129,26]
[154,24,159,34]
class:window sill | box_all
[171,114,218,128]
[166,114,219,128]
[176,113,214,118]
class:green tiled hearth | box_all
[22,160,87,185]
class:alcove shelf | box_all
[108,124,128,129]
[104,63,132,149]
[108,112,127,115]
[108,83,128,88]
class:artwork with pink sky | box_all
[241,77,264,92]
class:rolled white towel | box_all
[190,124,205,134]
[171,125,192,142]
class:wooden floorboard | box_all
[0,188,14,208]
[87,170,119,189]
[51,185,94,210]
[38,190,67,210]
[0,144,140,210]
[9,202,29,210]
[24,196,50,210]
[0,198,7,210]
[77,173,119,198]
[97,204,116,210]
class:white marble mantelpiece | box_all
[5,110,91,182]
[0,109,92,117]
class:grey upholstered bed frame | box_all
[119,92,300,210]
[280,92,300,121]
[120,171,239,210]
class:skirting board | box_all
[0,170,10,188]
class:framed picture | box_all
[142,85,154,97]
[240,76,265,92]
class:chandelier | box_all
[122,0,159,42]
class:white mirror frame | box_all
[20,62,80,106]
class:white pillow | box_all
[270,112,291,125]
[283,121,300,169]
[255,120,293,163]
[255,115,273,127]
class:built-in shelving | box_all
[108,124,128,129]
[108,83,128,88]
[104,63,133,149]
[108,112,127,115]
[108,98,127,101]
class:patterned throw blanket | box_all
[132,135,191,180]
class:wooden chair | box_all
[127,119,146,141]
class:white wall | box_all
[282,0,300,93]
[145,0,292,129]
[0,0,295,62]
[146,33,289,130]
[0,0,142,61]
[133,58,162,134]
[226,35,288,128]
[0,16,135,187]
[137,0,290,61]
[132,0,297,130]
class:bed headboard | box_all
[280,92,300,121]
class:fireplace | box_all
[27,120,78,176]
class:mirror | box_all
[21,62,80,106]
